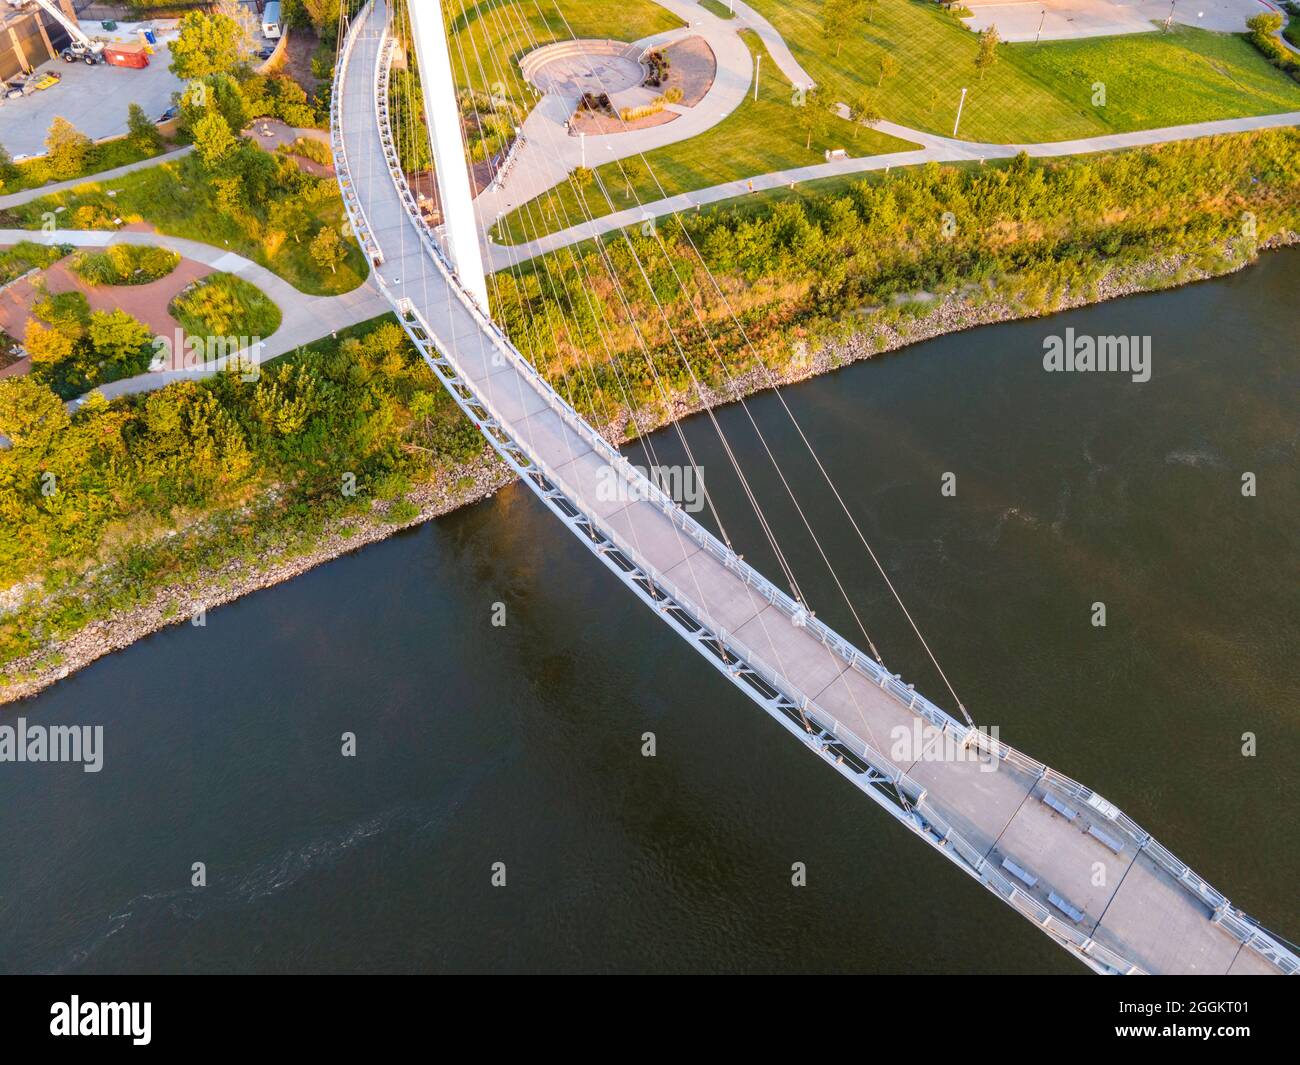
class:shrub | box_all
[1246,12,1300,82]
[71,245,181,286]
[171,272,282,338]
[277,136,333,166]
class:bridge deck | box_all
[335,0,1289,975]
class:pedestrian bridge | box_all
[330,0,1296,974]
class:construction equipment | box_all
[4,0,105,65]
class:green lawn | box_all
[493,30,919,244]
[1,155,368,297]
[699,0,737,19]
[748,0,1300,142]
[1008,27,1300,135]
[1,137,172,196]
[445,0,686,98]
[0,240,67,286]
[170,273,283,340]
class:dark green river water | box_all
[1,248,1295,973]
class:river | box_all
[1,249,1296,974]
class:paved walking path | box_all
[0,147,195,212]
[726,0,814,88]
[0,227,388,405]
[472,0,755,229]
[480,0,1300,269]
[488,108,1300,270]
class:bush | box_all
[71,245,181,286]
[170,272,282,338]
[277,136,333,166]
[1246,12,1300,82]
[620,102,666,122]
[0,241,69,286]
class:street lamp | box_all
[953,87,967,137]
[1036,9,1045,44]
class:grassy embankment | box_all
[0,315,487,690]
[489,128,1300,430]
[0,153,367,297]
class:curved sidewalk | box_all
[472,0,757,228]
[0,227,388,404]
[489,107,1300,269]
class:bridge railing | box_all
[330,5,386,267]
[338,0,1297,976]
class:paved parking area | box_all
[961,0,1269,42]
[0,23,185,158]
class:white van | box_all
[262,1,282,39]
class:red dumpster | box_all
[104,42,149,69]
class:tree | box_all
[310,225,345,275]
[24,318,76,368]
[0,143,18,188]
[0,376,69,451]
[270,199,310,243]
[216,0,259,57]
[794,87,832,151]
[192,111,238,168]
[620,157,647,199]
[975,26,1001,80]
[178,73,250,140]
[848,93,882,141]
[301,0,342,30]
[88,310,153,366]
[127,103,163,152]
[1246,12,1283,36]
[44,117,92,180]
[169,10,244,80]
[822,0,867,57]
[878,52,899,88]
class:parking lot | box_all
[0,21,185,158]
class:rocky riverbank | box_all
[2,234,1295,704]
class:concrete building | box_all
[0,0,77,82]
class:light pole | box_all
[1036,8,1045,43]
[754,53,761,101]
[953,87,967,137]
[580,130,585,168]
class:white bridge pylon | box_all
[407,0,490,309]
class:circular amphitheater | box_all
[519,39,646,96]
